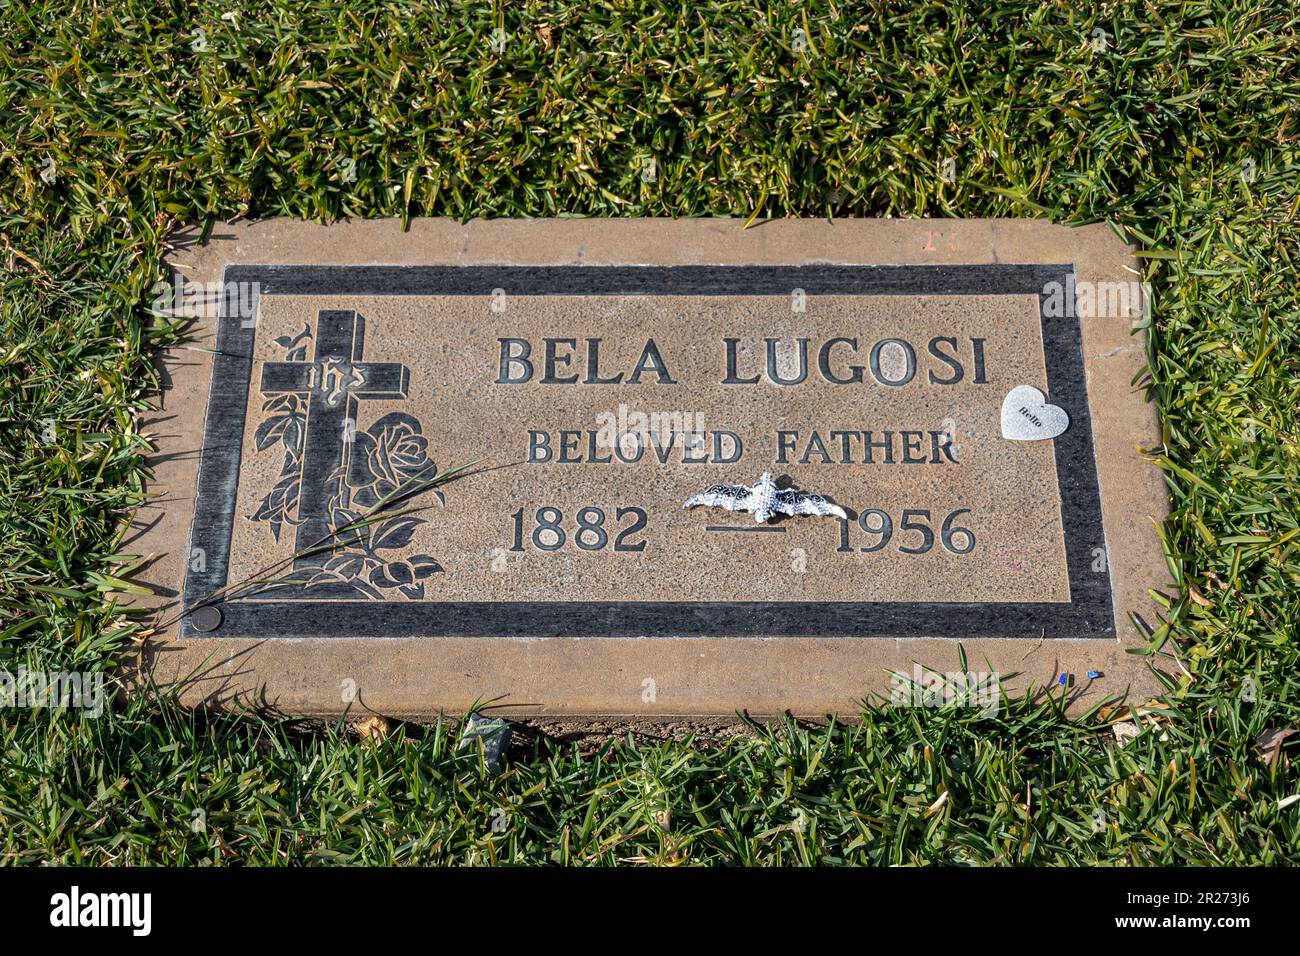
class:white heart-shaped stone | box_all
[1001,385,1069,441]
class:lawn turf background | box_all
[1,0,1298,864]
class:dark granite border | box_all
[183,264,1113,639]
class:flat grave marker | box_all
[136,219,1168,717]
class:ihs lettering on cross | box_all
[260,310,410,571]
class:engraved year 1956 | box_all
[837,507,976,555]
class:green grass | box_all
[1,0,1298,864]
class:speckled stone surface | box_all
[133,218,1169,718]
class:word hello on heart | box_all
[1000,385,1069,441]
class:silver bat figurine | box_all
[683,472,848,524]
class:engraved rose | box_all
[348,412,433,508]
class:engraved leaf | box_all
[372,517,423,551]
[274,326,312,353]
[279,476,301,521]
[370,561,415,589]
[350,579,385,599]
[328,508,372,552]
[324,553,366,580]
[305,567,346,587]
[254,482,298,541]
[281,417,303,455]
[331,507,363,528]
[255,414,290,450]
[411,554,443,578]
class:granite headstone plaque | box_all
[136,219,1167,717]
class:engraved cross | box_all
[260,309,410,565]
